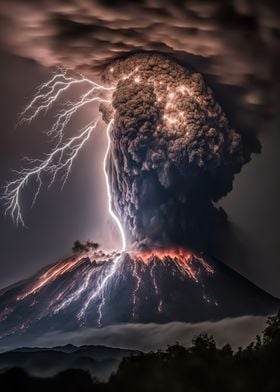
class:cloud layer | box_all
[0,1,278,112]
[24,315,268,353]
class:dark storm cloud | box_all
[0,0,279,115]
[16,316,267,353]
[0,1,278,185]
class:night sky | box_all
[0,0,279,298]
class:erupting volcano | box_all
[1,53,278,348]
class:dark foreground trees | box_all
[1,312,280,392]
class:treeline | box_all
[2,312,280,392]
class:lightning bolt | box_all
[103,120,126,252]
[2,118,102,226]
[1,69,113,226]
[79,119,126,325]
[1,69,127,325]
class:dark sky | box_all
[0,1,279,297]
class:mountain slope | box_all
[0,249,278,349]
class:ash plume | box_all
[100,53,245,250]
[0,0,279,256]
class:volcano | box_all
[0,249,278,348]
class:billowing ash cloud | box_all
[100,54,244,249]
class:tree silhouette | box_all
[263,311,280,345]
[1,312,280,391]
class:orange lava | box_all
[16,250,116,301]
[17,255,87,300]
[132,248,214,282]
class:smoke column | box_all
[100,53,245,252]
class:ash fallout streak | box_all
[1,53,263,331]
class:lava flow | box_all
[133,248,214,282]
[129,248,214,314]
[16,250,117,301]
[0,248,216,336]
